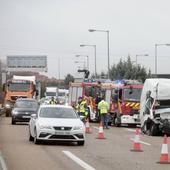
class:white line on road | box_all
[130,138,151,146]
[92,126,99,130]
[63,151,96,170]
[0,151,8,170]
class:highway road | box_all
[0,116,170,170]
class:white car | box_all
[29,104,85,145]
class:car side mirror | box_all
[79,115,85,121]
[31,114,37,119]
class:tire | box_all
[114,117,121,127]
[29,129,34,141]
[149,123,158,136]
[77,141,85,146]
[11,118,16,125]
[34,129,40,144]
[141,121,149,135]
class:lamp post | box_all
[135,54,149,65]
[155,43,170,76]
[80,44,96,77]
[75,55,89,70]
[88,29,110,79]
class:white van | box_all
[140,79,170,136]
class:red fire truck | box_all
[68,81,103,121]
[104,80,143,127]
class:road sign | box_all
[7,56,47,72]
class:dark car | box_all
[11,98,39,125]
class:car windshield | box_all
[39,107,78,119]
[124,88,142,102]
[15,100,38,109]
[8,82,30,92]
[46,92,56,96]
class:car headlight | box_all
[39,125,52,129]
[12,110,19,115]
[5,103,11,108]
[73,125,84,130]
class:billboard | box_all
[7,56,47,72]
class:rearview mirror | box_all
[31,114,37,119]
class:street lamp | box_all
[80,44,96,77]
[135,54,149,65]
[75,55,89,70]
[88,29,110,79]
[155,43,170,76]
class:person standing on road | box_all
[98,97,109,129]
[49,97,57,105]
[76,97,87,117]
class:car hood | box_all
[37,118,84,127]
[155,108,170,114]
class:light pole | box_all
[75,55,89,70]
[88,29,110,79]
[80,44,96,77]
[135,54,149,65]
[155,43,170,76]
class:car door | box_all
[29,113,38,136]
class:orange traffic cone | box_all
[131,128,143,152]
[96,121,106,139]
[85,118,92,134]
[157,134,170,164]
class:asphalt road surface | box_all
[0,116,170,170]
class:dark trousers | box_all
[101,113,109,128]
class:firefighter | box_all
[49,96,57,105]
[98,96,109,129]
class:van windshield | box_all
[124,88,142,102]
[154,100,170,109]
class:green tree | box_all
[64,74,74,87]
[109,56,151,82]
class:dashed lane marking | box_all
[130,138,151,146]
[63,151,96,170]
[92,126,99,130]
[123,128,136,132]
[0,151,8,170]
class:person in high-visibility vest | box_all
[98,97,109,129]
[76,97,87,117]
[49,97,57,105]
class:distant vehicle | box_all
[29,105,85,145]
[11,98,39,125]
[57,89,69,104]
[45,87,58,99]
[140,79,170,136]
[3,75,37,117]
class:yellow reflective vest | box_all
[98,100,109,114]
[79,101,86,113]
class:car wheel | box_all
[77,141,85,146]
[11,118,16,125]
[29,129,34,141]
[34,129,40,144]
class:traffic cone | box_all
[131,128,143,152]
[96,121,106,139]
[85,118,92,134]
[157,134,170,164]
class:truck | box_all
[104,80,143,127]
[3,75,37,116]
[140,79,170,136]
[45,87,58,99]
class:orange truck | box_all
[104,81,143,127]
[3,75,36,116]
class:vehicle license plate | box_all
[55,131,70,135]
[22,116,31,118]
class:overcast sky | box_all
[0,0,170,79]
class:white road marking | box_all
[0,151,8,170]
[63,151,96,170]
[130,138,151,146]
